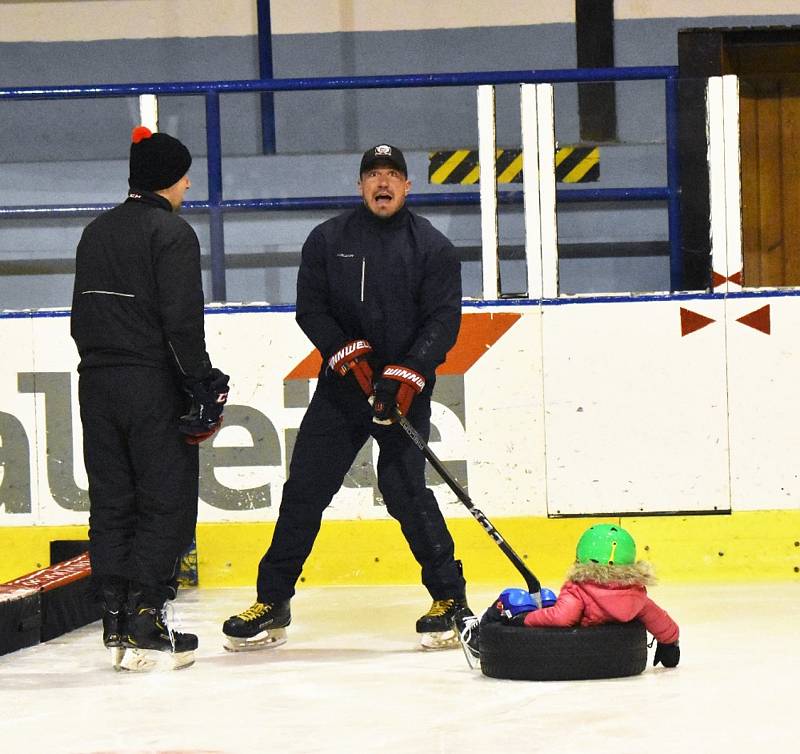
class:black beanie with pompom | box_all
[128,126,192,191]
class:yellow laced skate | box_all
[416,598,473,650]
[222,599,291,652]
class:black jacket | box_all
[71,190,211,381]
[296,204,461,391]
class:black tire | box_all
[480,620,648,681]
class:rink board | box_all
[3,294,800,526]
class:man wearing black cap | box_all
[71,126,229,670]
[223,144,472,651]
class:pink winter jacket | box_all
[521,580,679,644]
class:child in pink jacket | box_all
[460,523,680,667]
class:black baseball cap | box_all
[359,144,407,176]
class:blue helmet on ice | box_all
[497,588,536,616]
[497,587,557,615]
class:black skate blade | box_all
[117,647,195,672]
[223,627,287,652]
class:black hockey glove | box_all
[372,365,426,425]
[653,641,680,668]
[327,339,374,397]
[179,368,230,444]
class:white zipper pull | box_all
[361,257,366,302]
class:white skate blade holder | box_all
[223,626,287,652]
[117,647,196,672]
[419,629,459,650]
[109,646,125,670]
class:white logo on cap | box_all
[375,145,392,156]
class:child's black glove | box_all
[653,641,680,667]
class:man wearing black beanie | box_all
[71,126,230,671]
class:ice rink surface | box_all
[0,582,796,754]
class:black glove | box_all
[179,368,229,444]
[327,339,374,397]
[372,365,426,424]
[653,641,680,668]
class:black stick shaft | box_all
[396,413,541,596]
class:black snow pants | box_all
[257,376,466,603]
[79,366,198,606]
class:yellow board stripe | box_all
[4,509,799,587]
[429,146,599,184]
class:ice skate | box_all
[222,600,291,652]
[453,608,481,668]
[103,607,125,669]
[101,582,126,669]
[416,598,473,649]
[119,603,197,672]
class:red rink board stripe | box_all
[2,552,91,592]
[0,584,38,602]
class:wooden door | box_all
[678,28,800,290]
[734,48,800,287]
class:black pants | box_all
[257,377,466,603]
[79,366,198,606]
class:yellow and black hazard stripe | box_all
[555,146,599,183]
[428,146,599,184]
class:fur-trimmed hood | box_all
[566,560,657,587]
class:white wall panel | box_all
[199,310,304,522]
[462,308,547,517]
[726,295,800,509]
[7,294,800,525]
[541,297,730,514]
[26,314,86,526]
[0,316,38,526]
[0,0,576,42]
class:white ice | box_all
[0,583,797,754]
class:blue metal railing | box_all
[0,65,681,299]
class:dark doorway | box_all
[679,27,800,289]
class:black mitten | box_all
[653,641,680,667]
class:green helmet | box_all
[575,524,636,565]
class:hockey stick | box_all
[394,410,542,601]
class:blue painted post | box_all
[257,0,276,154]
[665,75,683,292]
[205,90,226,301]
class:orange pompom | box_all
[131,126,153,144]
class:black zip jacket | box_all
[71,190,211,381]
[296,204,462,391]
